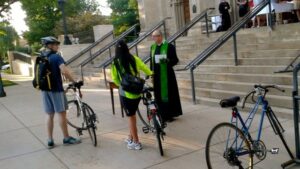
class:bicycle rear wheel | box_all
[83,103,97,147]
[153,114,164,156]
[67,100,86,129]
[206,122,253,169]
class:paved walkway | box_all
[0,74,299,169]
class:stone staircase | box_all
[173,23,300,118]
[71,23,300,118]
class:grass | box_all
[2,79,17,87]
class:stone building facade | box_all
[137,0,239,35]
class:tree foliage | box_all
[54,12,109,36]
[0,0,18,16]
[0,21,18,61]
[107,0,139,36]
[21,0,106,44]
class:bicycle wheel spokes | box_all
[206,123,253,169]
[67,100,86,129]
[83,103,98,147]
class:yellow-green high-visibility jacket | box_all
[111,55,153,99]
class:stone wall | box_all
[93,25,113,41]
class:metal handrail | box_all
[99,17,171,87]
[275,53,300,73]
[66,30,113,65]
[185,0,271,71]
[179,0,272,104]
[98,17,171,69]
[79,23,139,67]
[168,8,215,43]
[142,8,215,63]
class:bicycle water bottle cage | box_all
[219,96,240,108]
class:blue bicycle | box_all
[205,84,295,169]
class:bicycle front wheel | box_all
[83,103,97,147]
[205,122,253,169]
[137,108,150,128]
[153,114,164,156]
[67,100,85,129]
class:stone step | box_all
[209,57,294,66]
[177,57,295,66]
[191,65,285,74]
[177,79,292,97]
[188,23,300,38]
[175,72,295,85]
[179,94,293,119]
[178,87,291,109]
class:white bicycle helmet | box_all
[41,36,60,45]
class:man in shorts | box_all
[40,36,81,148]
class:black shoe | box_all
[47,139,55,149]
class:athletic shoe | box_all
[47,139,55,149]
[124,138,133,144]
[63,136,81,145]
[127,142,142,150]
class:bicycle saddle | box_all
[219,96,240,108]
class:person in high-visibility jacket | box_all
[111,40,152,150]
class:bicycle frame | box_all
[231,95,268,143]
[67,88,84,119]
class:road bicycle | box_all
[66,81,98,147]
[205,84,295,169]
[136,78,166,156]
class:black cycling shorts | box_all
[120,96,141,117]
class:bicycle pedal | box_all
[142,126,149,134]
[77,129,83,136]
[269,148,279,154]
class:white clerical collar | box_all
[157,42,163,46]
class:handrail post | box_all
[205,13,209,37]
[80,64,84,82]
[135,45,139,56]
[233,33,238,66]
[190,67,196,104]
[89,50,93,64]
[268,0,273,30]
[293,64,300,159]
[103,67,108,88]
[163,21,167,39]
[109,47,112,58]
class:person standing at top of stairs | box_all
[219,0,232,31]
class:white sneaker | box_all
[127,142,142,150]
[124,138,132,144]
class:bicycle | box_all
[205,84,295,169]
[65,81,98,147]
[136,77,166,156]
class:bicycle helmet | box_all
[41,36,60,45]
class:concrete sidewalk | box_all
[0,75,299,169]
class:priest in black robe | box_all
[219,0,231,31]
[150,30,183,122]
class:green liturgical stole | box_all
[151,41,169,102]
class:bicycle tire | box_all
[153,114,164,156]
[205,122,253,169]
[137,108,150,128]
[67,100,86,129]
[83,103,97,147]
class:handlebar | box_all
[242,84,285,108]
[66,81,84,98]
[67,81,84,90]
